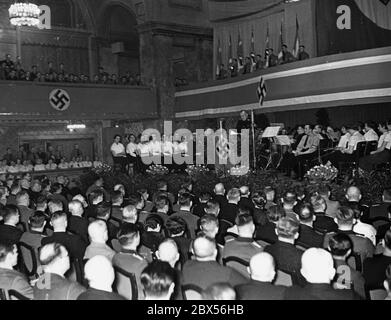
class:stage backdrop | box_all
[316,0,391,56]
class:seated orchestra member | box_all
[363,121,379,142]
[58,157,69,169]
[359,120,391,172]
[324,124,365,167]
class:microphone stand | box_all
[251,110,256,171]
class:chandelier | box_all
[9,2,40,27]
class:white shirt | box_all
[93,161,102,168]
[0,166,7,174]
[338,133,351,149]
[162,141,173,155]
[69,161,79,168]
[364,129,379,142]
[58,163,69,169]
[34,164,46,171]
[110,142,125,157]
[45,163,57,170]
[81,161,92,168]
[7,166,18,173]
[348,131,365,151]
[385,132,391,150]
[378,133,387,149]
[126,142,138,157]
[179,142,188,154]
[353,221,377,246]
[138,143,150,156]
[149,141,162,156]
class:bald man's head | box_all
[84,255,115,289]
[249,252,276,282]
[346,186,361,202]
[214,183,225,195]
[88,220,108,243]
[192,236,217,261]
[240,186,250,197]
[157,239,180,268]
[301,248,335,284]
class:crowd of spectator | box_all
[0,54,143,86]
[0,144,102,174]
[217,44,310,80]
[0,170,391,300]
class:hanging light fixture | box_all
[9,1,40,27]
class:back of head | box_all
[111,190,123,205]
[84,255,114,288]
[155,195,169,211]
[156,179,168,191]
[48,199,63,213]
[96,202,111,219]
[2,205,20,224]
[117,223,140,248]
[144,214,163,231]
[29,211,47,230]
[178,192,192,207]
[157,239,179,266]
[0,242,15,264]
[205,200,220,216]
[252,191,266,209]
[301,248,335,284]
[68,200,83,217]
[89,190,104,205]
[227,188,240,203]
[346,186,361,202]
[39,243,68,269]
[282,190,297,208]
[249,252,276,282]
[16,190,29,205]
[240,186,250,197]
[88,220,108,243]
[122,204,138,223]
[199,191,212,203]
[214,183,225,195]
[328,233,352,257]
[192,234,217,261]
[235,212,254,233]
[336,206,355,226]
[202,283,236,300]
[318,184,331,197]
[295,203,314,223]
[50,211,67,229]
[127,193,143,208]
[141,261,176,299]
[165,216,187,237]
[311,195,326,212]
[266,205,285,223]
[200,214,219,236]
[276,217,299,240]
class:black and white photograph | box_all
[0,0,391,308]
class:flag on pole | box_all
[264,23,270,68]
[216,38,222,77]
[237,32,243,58]
[257,77,267,106]
[292,16,300,59]
[277,21,284,60]
[228,34,233,64]
[250,27,255,53]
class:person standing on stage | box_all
[236,111,252,133]
[110,135,127,172]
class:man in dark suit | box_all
[41,211,87,260]
[16,190,34,226]
[0,243,34,299]
[363,230,391,289]
[94,202,118,242]
[238,186,255,211]
[264,217,304,285]
[165,217,192,266]
[213,183,227,208]
[220,188,241,225]
[296,203,324,248]
[48,183,69,212]
[255,205,284,244]
[78,255,125,300]
[170,192,199,239]
[34,243,86,300]
[182,235,247,290]
[67,200,89,244]
[110,190,123,221]
[192,191,211,218]
[85,190,104,219]
[284,248,359,300]
[312,195,338,233]
[20,211,48,251]
[236,252,286,300]
[141,261,177,300]
[0,205,23,245]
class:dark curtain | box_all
[316,0,391,56]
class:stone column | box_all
[138,23,176,121]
